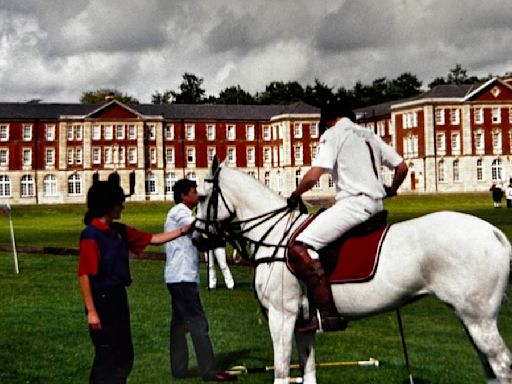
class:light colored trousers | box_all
[296,195,383,256]
[208,247,235,289]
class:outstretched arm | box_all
[293,166,328,197]
[150,223,192,245]
[387,161,408,196]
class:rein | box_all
[195,168,305,265]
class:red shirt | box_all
[78,219,152,277]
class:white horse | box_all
[194,159,512,384]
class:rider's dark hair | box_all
[319,103,356,134]
[173,178,197,203]
[83,180,125,225]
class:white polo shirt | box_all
[313,118,403,201]
[164,203,199,284]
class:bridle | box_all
[194,167,305,265]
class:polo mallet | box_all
[227,357,379,375]
[396,309,414,384]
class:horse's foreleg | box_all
[268,305,297,384]
[295,332,316,384]
[463,318,512,383]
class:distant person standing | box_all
[490,182,503,208]
[506,179,512,208]
[208,239,234,290]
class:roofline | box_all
[270,113,320,121]
[85,100,149,119]
[462,77,498,101]
[391,98,467,109]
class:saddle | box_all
[289,210,390,284]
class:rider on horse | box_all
[287,104,409,333]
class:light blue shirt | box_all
[164,203,199,284]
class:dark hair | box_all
[319,103,356,134]
[173,178,197,203]
[83,181,126,225]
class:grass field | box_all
[0,193,512,383]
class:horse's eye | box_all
[198,195,207,202]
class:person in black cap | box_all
[78,179,190,384]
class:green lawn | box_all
[0,193,511,383]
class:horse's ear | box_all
[211,155,219,174]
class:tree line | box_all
[80,64,493,110]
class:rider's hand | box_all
[384,185,397,198]
[287,192,301,209]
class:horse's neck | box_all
[222,169,301,248]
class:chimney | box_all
[105,93,115,103]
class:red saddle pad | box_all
[325,225,389,284]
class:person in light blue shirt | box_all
[164,178,236,382]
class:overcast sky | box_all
[1,0,511,103]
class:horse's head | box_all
[193,156,237,252]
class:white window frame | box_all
[165,172,177,194]
[263,125,271,141]
[23,124,32,141]
[451,132,461,155]
[475,107,484,124]
[310,123,319,138]
[150,147,157,164]
[145,172,156,194]
[45,125,55,141]
[75,125,83,141]
[166,148,175,164]
[105,125,113,140]
[116,124,125,140]
[207,147,215,164]
[0,124,9,141]
[128,147,137,164]
[294,123,303,138]
[450,109,460,125]
[206,124,216,141]
[128,124,136,140]
[435,108,445,125]
[45,148,55,166]
[186,147,195,165]
[119,147,125,165]
[186,124,195,141]
[67,149,74,165]
[43,175,58,197]
[23,148,32,166]
[20,175,35,197]
[92,125,101,140]
[227,147,236,164]
[0,175,11,197]
[476,159,483,181]
[493,129,502,154]
[165,124,174,140]
[227,124,236,141]
[0,149,8,166]
[104,147,112,164]
[453,160,460,183]
[436,132,446,155]
[438,160,446,183]
[246,125,255,141]
[68,174,82,195]
[92,148,101,164]
[492,107,501,124]
[247,146,255,164]
[294,144,303,164]
[475,130,485,154]
[75,148,82,165]
[263,147,271,163]
[148,124,156,140]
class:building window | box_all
[475,107,484,124]
[246,125,255,141]
[166,148,174,164]
[23,149,32,166]
[492,158,503,182]
[186,124,195,140]
[118,147,125,165]
[247,171,256,178]
[493,130,502,154]
[403,112,418,129]
[436,133,446,156]
[450,109,460,125]
[45,125,55,141]
[227,147,236,164]
[67,126,74,141]
[438,160,445,183]
[295,169,301,187]
[165,124,174,140]
[207,147,215,164]
[0,149,8,166]
[145,172,156,194]
[451,132,461,155]
[105,125,113,140]
[186,147,195,165]
[68,173,82,195]
[75,125,83,141]
[207,124,215,141]
[311,144,318,160]
[116,125,125,140]
[0,175,10,197]
[92,125,101,140]
[43,175,58,197]
[453,160,460,182]
[313,178,321,189]
[92,148,101,164]
[227,124,236,140]
[76,148,82,165]
[328,175,334,188]
[186,172,197,182]
[310,123,319,138]
[165,172,176,194]
[263,125,271,141]
[294,123,303,138]
[23,125,32,141]
[264,171,270,186]
[45,149,54,166]
[104,148,112,164]
[435,108,445,125]
[476,159,483,181]
[492,107,501,124]
[150,148,157,164]
[66,149,73,165]
[148,124,156,140]
[128,124,136,140]
[263,147,271,163]
[247,147,255,164]
[294,144,303,164]
[474,131,484,154]
[128,148,137,164]
[0,125,9,141]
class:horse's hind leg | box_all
[295,331,316,384]
[463,318,512,383]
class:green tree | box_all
[151,90,172,104]
[171,73,206,104]
[386,72,422,100]
[256,81,305,105]
[80,89,139,104]
[304,79,337,108]
[214,85,255,104]
[428,64,481,89]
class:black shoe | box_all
[295,315,348,334]
[204,371,238,382]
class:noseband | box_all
[195,168,305,264]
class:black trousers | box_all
[88,286,133,384]
[167,282,216,379]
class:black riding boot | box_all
[288,242,347,333]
